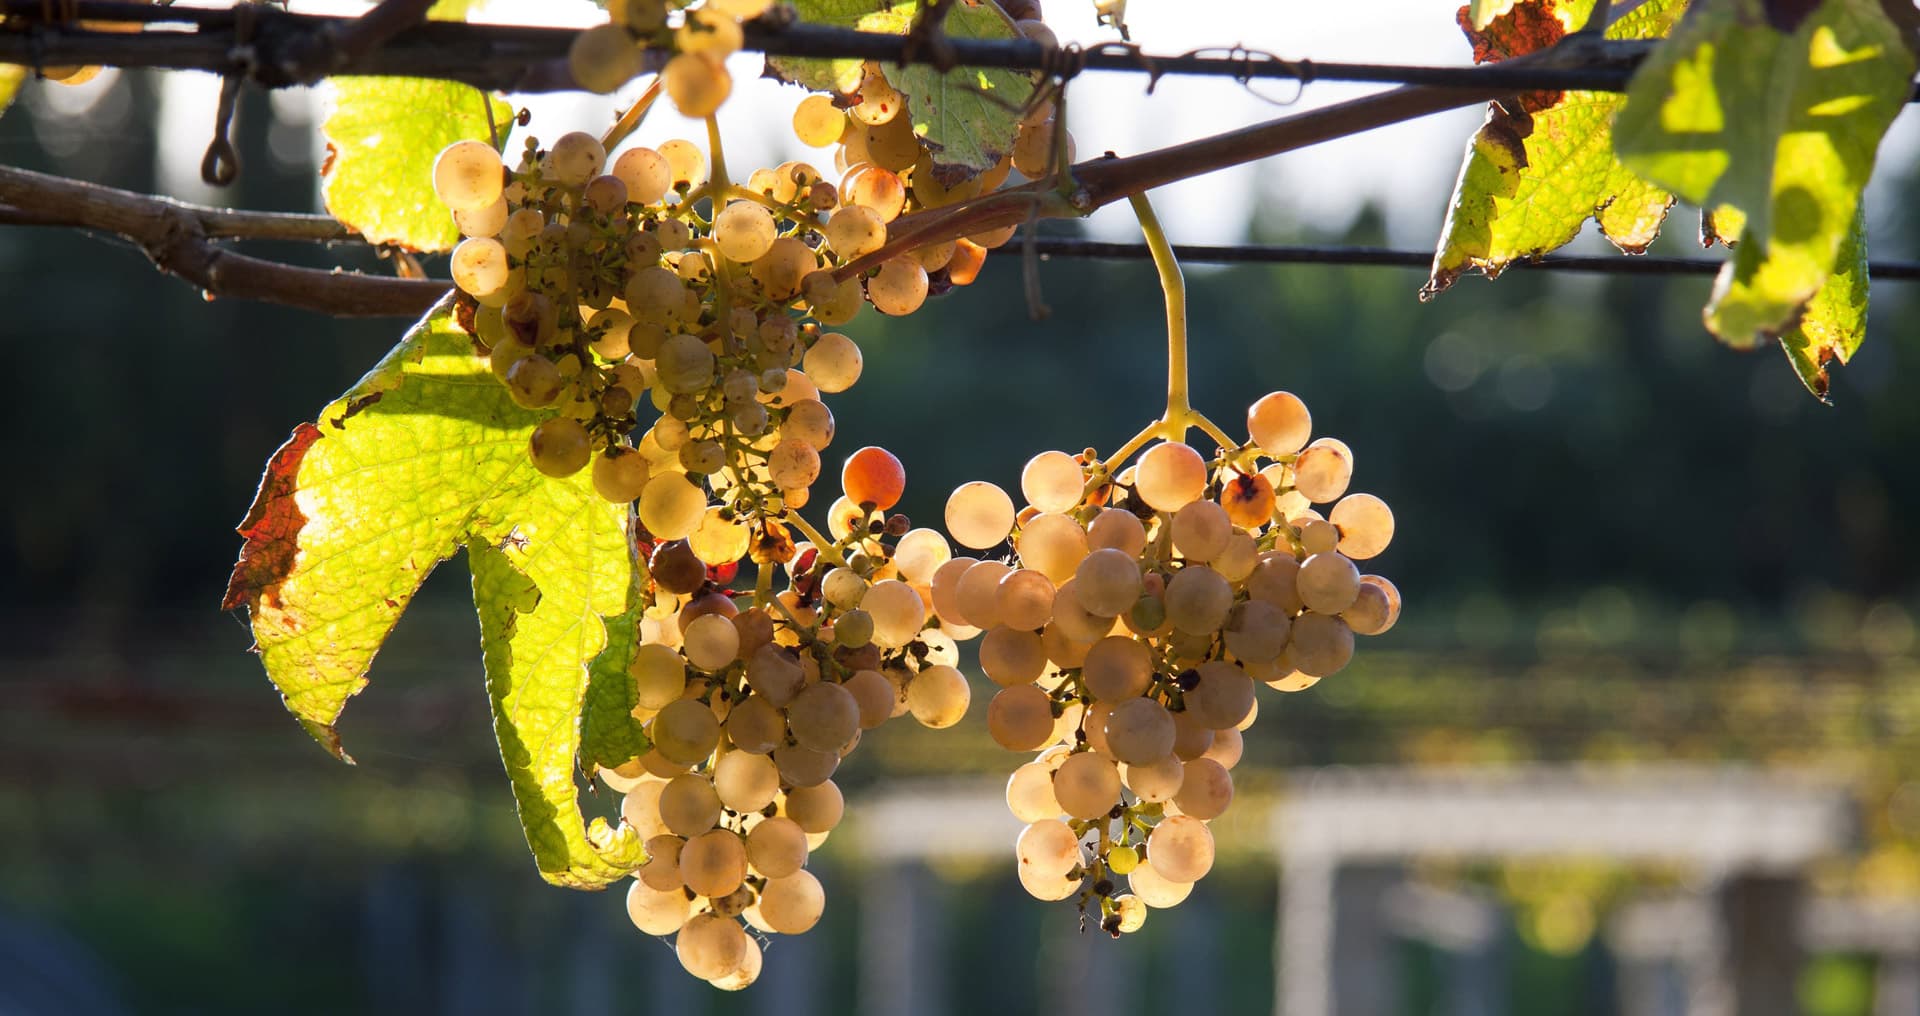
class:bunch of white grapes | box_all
[931,391,1400,936]
[567,0,769,105]
[569,0,1043,306]
[430,122,909,521]
[598,446,974,989]
[786,58,1036,294]
[569,0,1056,314]
[783,20,1068,291]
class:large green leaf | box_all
[320,78,510,253]
[1613,0,1913,347]
[772,0,1036,176]
[1423,0,1685,299]
[1781,205,1868,402]
[223,300,642,888]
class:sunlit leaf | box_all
[321,78,511,253]
[772,0,1037,176]
[1613,0,1913,347]
[0,65,26,120]
[224,301,642,888]
[1469,0,1522,30]
[579,586,652,778]
[1780,206,1867,402]
[1423,0,1685,299]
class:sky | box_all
[49,0,1920,252]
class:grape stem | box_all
[1097,192,1236,477]
[600,76,662,151]
[704,114,737,323]
[753,542,775,607]
[704,116,732,211]
[1133,192,1192,432]
[782,511,848,570]
[763,587,815,633]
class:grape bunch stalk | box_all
[930,195,1401,936]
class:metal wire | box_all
[1020,239,1920,281]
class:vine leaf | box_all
[771,0,1037,177]
[1613,0,1913,348]
[222,300,643,889]
[1422,0,1685,300]
[473,528,644,888]
[320,78,510,253]
[1780,205,1867,401]
[579,584,652,778]
[0,65,25,120]
[1468,0,1522,30]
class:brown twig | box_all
[0,83,1497,314]
[833,83,1501,283]
[0,165,446,316]
[0,196,357,242]
[902,0,957,71]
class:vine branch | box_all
[1018,241,1920,279]
[833,83,1503,282]
[0,164,445,317]
[0,83,1498,316]
[277,0,437,84]
[0,1,1672,95]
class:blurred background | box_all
[5,2,1920,1014]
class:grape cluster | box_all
[434,123,898,513]
[786,56,1040,292]
[567,0,769,102]
[430,16,1068,975]
[431,113,993,984]
[596,447,976,988]
[931,392,1401,935]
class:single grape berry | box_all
[528,418,592,478]
[841,446,906,510]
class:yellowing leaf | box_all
[224,301,642,888]
[473,532,643,888]
[1613,0,1913,347]
[0,65,26,120]
[579,587,652,778]
[321,78,510,253]
[1423,0,1685,299]
[772,0,1037,176]
[1469,0,1522,30]
[1780,205,1867,401]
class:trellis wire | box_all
[1020,239,1920,281]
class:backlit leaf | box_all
[321,78,511,253]
[1423,0,1685,299]
[773,0,1037,177]
[1780,206,1867,401]
[224,301,643,888]
[1613,0,1912,347]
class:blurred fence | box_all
[6,624,1920,1014]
